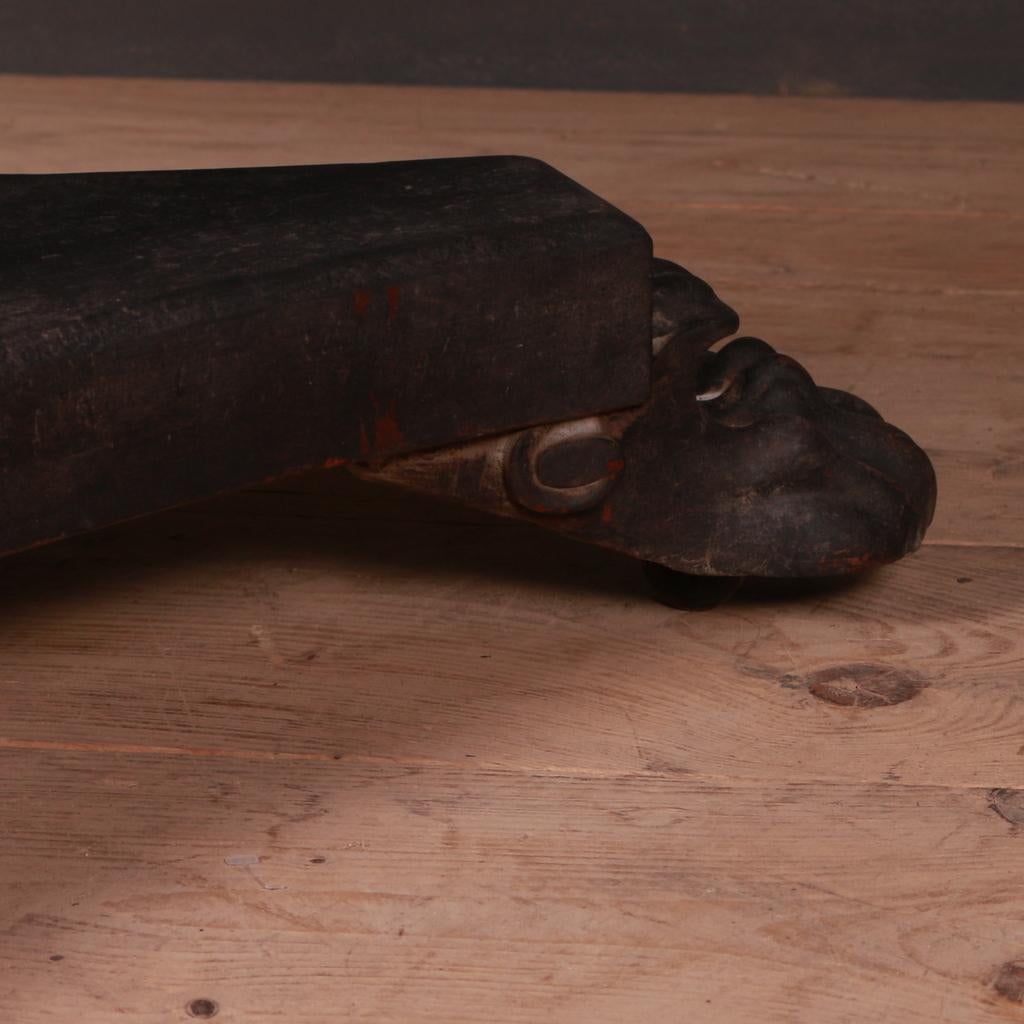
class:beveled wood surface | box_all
[0,75,1021,1023]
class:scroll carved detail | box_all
[356,259,937,580]
[505,418,623,515]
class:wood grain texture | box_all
[0,75,1022,1023]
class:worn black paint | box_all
[1,157,938,592]
[0,157,651,555]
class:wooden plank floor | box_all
[1,75,1022,1023]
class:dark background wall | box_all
[1,0,1022,101]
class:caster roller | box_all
[642,563,744,611]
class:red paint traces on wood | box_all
[387,285,401,320]
[606,458,625,477]
[374,400,405,451]
[601,505,615,524]
[825,550,877,573]
[322,457,346,469]
[353,289,371,316]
